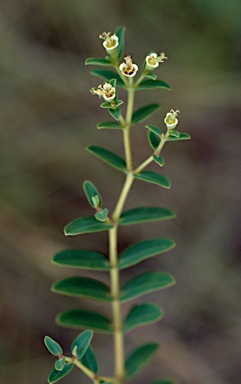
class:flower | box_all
[145,52,167,71]
[90,82,116,102]
[119,55,138,77]
[164,109,180,130]
[99,32,119,52]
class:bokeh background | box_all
[0,1,241,383]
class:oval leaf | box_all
[132,103,160,125]
[54,358,65,371]
[64,216,113,236]
[146,124,163,137]
[52,277,111,302]
[134,171,171,189]
[109,106,121,121]
[119,207,175,226]
[86,145,126,172]
[52,249,110,270]
[115,26,125,58]
[119,238,176,270]
[85,57,112,66]
[153,154,165,167]
[44,336,63,356]
[123,303,163,333]
[97,121,122,130]
[148,130,160,150]
[81,345,99,373]
[90,69,124,87]
[95,208,109,222]
[136,79,171,90]
[125,342,159,379]
[168,133,191,141]
[48,364,74,384]
[56,309,112,333]
[71,330,93,359]
[83,180,102,208]
[120,271,175,302]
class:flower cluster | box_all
[119,55,138,77]
[145,52,167,71]
[164,109,180,130]
[90,83,116,102]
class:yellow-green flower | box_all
[91,83,116,101]
[164,109,180,130]
[119,55,138,77]
[99,32,119,53]
[145,52,167,71]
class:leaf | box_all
[136,79,171,90]
[169,129,180,138]
[85,57,113,66]
[64,216,113,236]
[145,124,163,137]
[52,277,111,302]
[83,180,102,208]
[44,336,63,356]
[168,133,191,141]
[115,26,125,58]
[132,103,160,125]
[152,380,177,384]
[148,131,160,150]
[153,154,165,167]
[134,171,171,189]
[109,106,121,120]
[119,207,175,226]
[95,208,109,222]
[125,342,159,379]
[119,238,176,270]
[97,121,123,130]
[48,364,74,384]
[81,345,99,373]
[56,309,112,333]
[52,249,110,271]
[90,69,125,87]
[54,358,65,371]
[71,330,93,359]
[120,271,175,302]
[123,303,163,333]
[87,145,126,172]
[144,72,157,80]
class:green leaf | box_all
[64,216,113,236]
[54,358,65,371]
[148,131,160,150]
[95,208,109,222]
[119,207,175,226]
[152,380,177,384]
[100,101,112,109]
[123,303,163,333]
[71,330,93,359]
[44,336,63,356]
[125,342,159,379]
[134,171,171,189]
[85,57,112,66]
[86,145,126,172]
[136,79,171,90]
[145,124,163,137]
[153,154,165,167]
[97,121,123,130]
[115,26,125,58]
[48,364,74,384]
[168,133,191,141]
[83,180,102,208]
[52,277,111,302]
[119,238,176,270]
[56,309,112,333]
[52,249,110,271]
[144,72,157,80]
[132,103,160,125]
[120,271,175,302]
[90,69,124,87]
[109,106,121,120]
[81,345,99,373]
[169,129,180,138]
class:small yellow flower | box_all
[99,32,119,52]
[119,55,138,77]
[164,109,180,130]
[90,82,116,102]
[145,52,167,71]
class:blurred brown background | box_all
[0,1,241,383]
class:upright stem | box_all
[109,77,136,384]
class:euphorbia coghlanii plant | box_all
[44,27,190,384]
